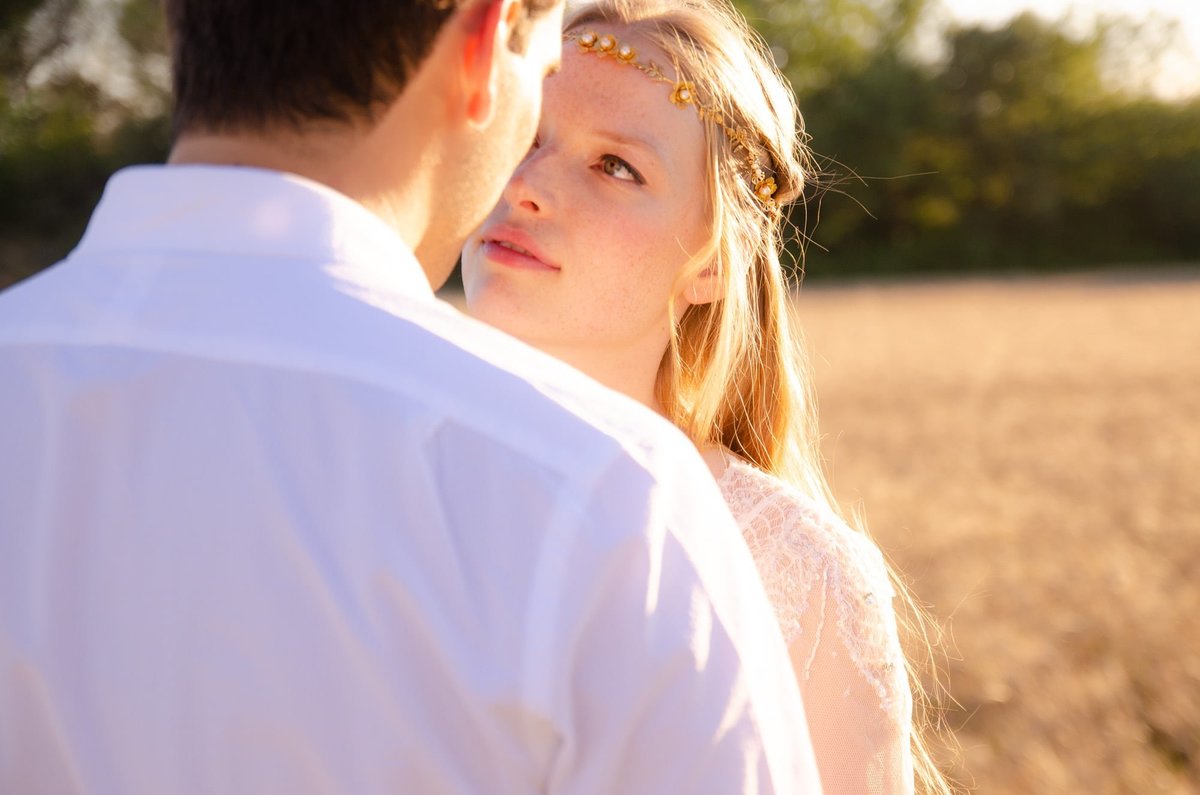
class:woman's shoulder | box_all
[717,458,893,602]
[718,459,909,714]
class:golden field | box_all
[794,268,1200,793]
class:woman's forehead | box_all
[545,33,706,168]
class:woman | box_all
[462,0,949,792]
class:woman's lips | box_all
[481,239,560,272]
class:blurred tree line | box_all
[0,0,169,288]
[734,0,1200,277]
[2,0,1198,287]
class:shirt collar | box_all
[75,164,435,301]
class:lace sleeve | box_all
[723,463,914,794]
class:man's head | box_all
[166,0,565,286]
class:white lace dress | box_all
[718,458,915,794]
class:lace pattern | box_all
[718,459,910,721]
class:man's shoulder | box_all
[380,297,695,484]
[0,271,686,481]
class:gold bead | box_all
[755,177,778,201]
[670,81,697,106]
[598,34,616,52]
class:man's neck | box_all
[168,128,433,276]
[169,128,357,190]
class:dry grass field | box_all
[794,268,1200,793]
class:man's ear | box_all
[461,0,521,128]
[683,261,725,306]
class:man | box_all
[0,1,820,792]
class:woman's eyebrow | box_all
[591,129,667,170]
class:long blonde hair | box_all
[565,1,955,792]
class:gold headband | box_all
[566,30,780,212]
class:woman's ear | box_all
[683,261,725,306]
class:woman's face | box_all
[462,30,710,364]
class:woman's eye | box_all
[600,155,644,184]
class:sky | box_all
[939,0,1200,98]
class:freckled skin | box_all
[462,27,710,401]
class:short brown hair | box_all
[167,0,558,136]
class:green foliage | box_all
[0,0,81,82]
[788,10,1200,277]
[1,0,169,286]
[733,0,932,95]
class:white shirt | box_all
[0,166,820,794]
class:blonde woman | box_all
[462,0,949,792]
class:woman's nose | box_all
[502,147,554,215]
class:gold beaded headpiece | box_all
[567,30,780,213]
